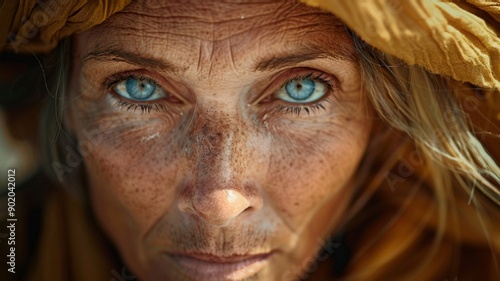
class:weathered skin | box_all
[68,0,373,280]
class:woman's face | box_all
[68,0,372,280]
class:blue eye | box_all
[112,77,166,101]
[276,78,327,103]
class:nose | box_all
[192,189,251,226]
[178,115,263,227]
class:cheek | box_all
[72,105,188,231]
[263,116,371,270]
[265,116,371,226]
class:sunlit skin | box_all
[67,0,373,280]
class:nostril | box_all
[190,189,251,226]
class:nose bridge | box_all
[195,115,245,184]
[179,109,262,226]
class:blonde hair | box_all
[337,35,500,280]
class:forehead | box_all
[77,0,354,78]
[96,0,345,39]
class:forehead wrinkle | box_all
[197,13,351,72]
[97,0,342,42]
[80,0,354,81]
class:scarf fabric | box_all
[302,0,500,90]
[0,0,131,53]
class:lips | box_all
[167,251,274,281]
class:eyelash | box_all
[273,101,330,116]
[112,99,168,113]
[105,71,336,115]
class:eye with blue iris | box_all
[112,77,166,101]
[276,77,328,104]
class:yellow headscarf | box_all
[0,0,131,53]
[303,0,500,90]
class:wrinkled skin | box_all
[68,0,373,280]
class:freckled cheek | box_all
[76,119,187,231]
[264,129,368,223]
[267,155,348,216]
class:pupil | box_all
[139,82,145,91]
[125,78,155,100]
[286,79,315,100]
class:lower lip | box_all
[168,252,272,281]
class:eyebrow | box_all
[81,45,356,74]
[81,49,179,73]
[254,47,357,72]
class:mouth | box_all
[167,251,274,281]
